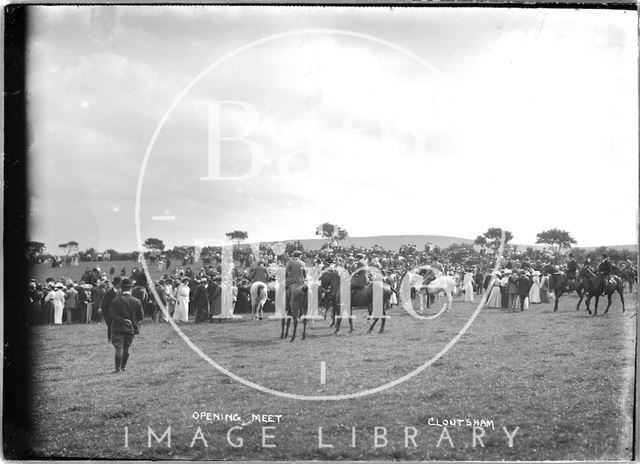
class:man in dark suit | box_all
[516,271,532,311]
[193,278,210,323]
[108,278,143,373]
[99,277,121,342]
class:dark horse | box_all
[318,270,392,334]
[80,268,101,286]
[280,283,309,342]
[581,268,625,316]
[542,265,586,312]
[131,285,152,318]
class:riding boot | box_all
[113,355,121,374]
[121,353,129,372]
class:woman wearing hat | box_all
[44,282,66,324]
[173,277,190,323]
[529,270,541,304]
[486,272,503,308]
[463,270,475,303]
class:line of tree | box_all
[26,225,638,267]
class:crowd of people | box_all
[27,243,637,327]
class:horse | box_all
[80,268,101,286]
[280,283,309,342]
[543,265,586,312]
[405,268,457,312]
[318,271,344,330]
[131,285,152,318]
[318,270,392,335]
[422,276,457,312]
[581,268,625,316]
[249,281,269,320]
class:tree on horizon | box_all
[225,230,249,248]
[478,228,513,252]
[143,237,165,253]
[58,241,79,257]
[535,228,577,256]
[315,222,348,245]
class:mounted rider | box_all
[350,253,370,301]
[565,253,578,281]
[285,251,307,308]
[249,260,269,284]
[597,253,613,293]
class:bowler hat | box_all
[121,278,134,288]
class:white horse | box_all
[406,269,457,312]
[249,281,269,320]
[423,276,458,312]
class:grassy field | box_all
[27,284,636,460]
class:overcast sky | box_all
[27,6,638,253]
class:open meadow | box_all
[27,281,636,460]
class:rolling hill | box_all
[281,235,637,252]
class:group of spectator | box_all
[27,242,637,325]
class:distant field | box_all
[32,260,183,284]
[27,289,636,460]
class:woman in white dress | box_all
[486,273,503,308]
[173,278,190,322]
[463,271,474,302]
[45,283,66,324]
[529,270,541,304]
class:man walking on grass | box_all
[108,278,143,373]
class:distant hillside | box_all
[280,235,637,252]
[290,235,474,251]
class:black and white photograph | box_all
[4,3,638,461]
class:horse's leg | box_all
[553,290,561,312]
[330,303,336,328]
[604,293,613,314]
[367,318,377,334]
[584,294,592,315]
[302,318,308,340]
[576,289,584,311]
[379,307,386,334]
[334,311,341,334]
[593,295,599,316]
[349,307,354,333]
[280,318,285,338]
[619,286,626,312]
[290,315,298,343]
[446,291,453,312]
